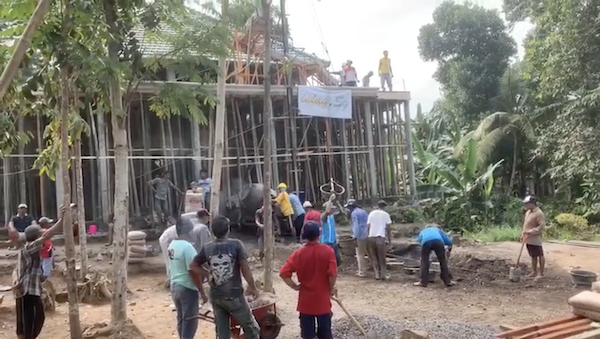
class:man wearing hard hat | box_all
[273,183,296,238]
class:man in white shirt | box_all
[159,210,211,279]
[367,200,392,280]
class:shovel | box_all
[509,241,526,282]
[331,296,378,339]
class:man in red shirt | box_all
[303,201,321,225]
[280,221,337,339]
[38,217,55,280]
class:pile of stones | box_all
[331,314,497,339]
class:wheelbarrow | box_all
[192,292,284,339]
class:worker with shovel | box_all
[280,221,338,339]
[521,195,546,281]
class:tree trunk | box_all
[74,139,88,278]
[508,134,518,197]
[261,0,274,293]
[60,68,82,339]
[0,0,51,100]
[104,0,128,326]
[210,0,229,216]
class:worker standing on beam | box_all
[274,183,296,238]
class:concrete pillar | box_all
[363,101,379,199]
[403,101,417,200]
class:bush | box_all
[385,205,424,223]
[553,213,589,232]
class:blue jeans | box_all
[211,294,260,339]
[41,257,53,280]
[299,313,332,339]
[325,243,341,267]
[171,283,199,339]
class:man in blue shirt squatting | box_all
[414,224,455,288]
[320,194,341,266]
[167,217,208,339]
[344,199,369,277]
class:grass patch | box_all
[463,225,599,243]
[462,225,522,242]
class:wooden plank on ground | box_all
[565,329,600,339]
[535,324,591,339]
[500,325,517,331]
[517,319,592,339]
[496,315,583,338]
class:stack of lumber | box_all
[570,291,600,322]
[128,231,147,264]
[496,315,599,339]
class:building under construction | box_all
[0,14,414,224]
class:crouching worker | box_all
[414,224,455,287]
[280,221,338,339]
[14,205,66,339]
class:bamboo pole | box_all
[127,111,140,217]
[86,105,98,220]
[74,138,88,278]
[248,99,263,183]
[17,117,26,203]
[36,114,47,217]
[0,0,51,100]
[140,95,151,208]
[210,0,228,216]
[261,0,275,293]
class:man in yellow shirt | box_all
[274,183,296,238]
[379,50,393,91]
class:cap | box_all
[344,199,357,208]
[523,195,536,204]
[377,200,387,207]
[70,203,77,208]
[277,183,287,189]
[24,225,44,242]
[38,217,54,224]
[18,203,27,209]
[301,221,321,241]
[302,201,313,208]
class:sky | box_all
[285,0,532,115]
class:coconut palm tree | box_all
[454,63,535,195]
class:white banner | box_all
[297,86,352,119]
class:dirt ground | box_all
[0,227,598,339]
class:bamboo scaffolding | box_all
[8,93,410,221]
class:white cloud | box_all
[287,0,532,115]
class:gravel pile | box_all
[331,314,497,339]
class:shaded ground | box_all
[0,227,597,338]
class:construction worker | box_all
[273,183,296,238]
[379,50,393,91]
[344,60,359,86]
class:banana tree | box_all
[414,135,503,217]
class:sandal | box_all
[413,281,426,287]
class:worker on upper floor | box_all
[273,182,296,238]
[379,50,393,91]
[343,60,359,87]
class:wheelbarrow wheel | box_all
[259,313,283,339]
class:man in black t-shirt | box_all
[8,203,35,246]
[190,216,260,339]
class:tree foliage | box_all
[418,2,517,127]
